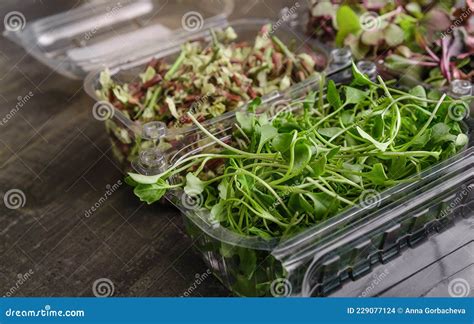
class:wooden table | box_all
[0,0,292,297]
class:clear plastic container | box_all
[137,64,473,296]
[5,0,472,297]
[3,0,234,79]
[3,0,349,170]
[82,20,346,170]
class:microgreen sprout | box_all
[128,64,472,239]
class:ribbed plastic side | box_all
[272,148,474,296]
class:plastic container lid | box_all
[3,0,234,79]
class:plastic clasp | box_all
[356,61,377,81]
[449,80,474,118]
[141,121,167,141]
[329,48,352,65]
[328,48,352,82]
[132,148,167,176]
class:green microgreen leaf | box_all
[327,80,342,110]
[310,155,327,177]
[357,126,390,151]
[133,181,167,204]
[365,163,389,185]
[335,6,361,46]
[292,142,312,173]
[272,133,293,154]
[258,124,278,148]
[236,112,254,134]
[184,173,205,195]
[351,62,374,87]
[345,86,368,104]
[247,97,262,113]
[318,127,344,138]
[409,85,427,107]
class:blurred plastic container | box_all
[4,0,234,79]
